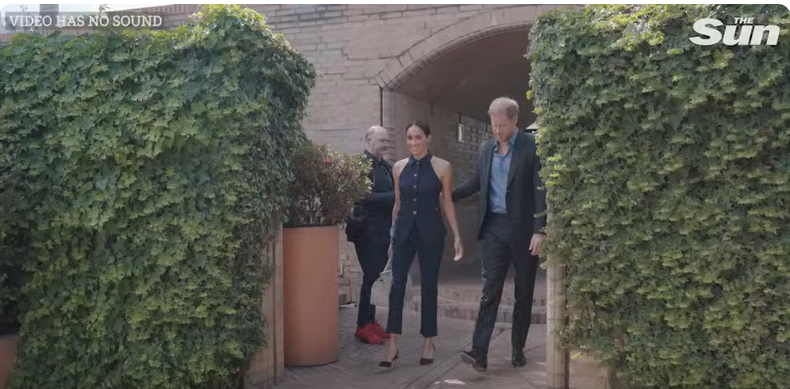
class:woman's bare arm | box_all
[439,161,460,244]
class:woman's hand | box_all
[453,238,463,261]
[438,161,463,262]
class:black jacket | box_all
[345,151,395,242]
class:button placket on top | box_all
[412,161,419,214]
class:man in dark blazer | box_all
[345,125,395,345]
[452,97,547,371]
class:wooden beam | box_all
[546,261,569,389]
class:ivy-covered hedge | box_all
[530,5,789,389]
[0,5,314,389]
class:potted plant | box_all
[281,141,370,367]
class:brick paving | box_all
[274,307,546,389]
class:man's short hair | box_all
[488,97,519,120]
[364,125,386,142]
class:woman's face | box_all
[406,125,429,156]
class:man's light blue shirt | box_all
[489,129,519,214]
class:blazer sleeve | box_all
[452,141,484,201]
[362,161,395,208]
[365,191,395,207]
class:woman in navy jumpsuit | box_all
[379,121,463,368]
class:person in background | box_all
[345,125,395,345]
[379,121,463,368]
[452,97,547,372]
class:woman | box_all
[379,121,463,368]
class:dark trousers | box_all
[386,228,444,337]
[472,213,540,354]
[354,233,390,329]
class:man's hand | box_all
[528,233,545,256]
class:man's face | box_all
[490,112,517,143]
[368,129,387,157]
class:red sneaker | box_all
[355,324,383,345]
[370,321,390,339]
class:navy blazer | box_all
[452,130,547,249]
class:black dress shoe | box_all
[512,349,527,367]
[460,349,488,372]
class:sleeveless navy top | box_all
[392,153,446,244]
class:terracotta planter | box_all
[0,334,18,389]
[282,225,339,367]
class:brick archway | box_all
[374,5,562,90]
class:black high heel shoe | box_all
[379,350,399,368]
[420,344,436,365]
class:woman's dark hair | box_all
[405,121,430,137]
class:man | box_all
[452,97,547,371]
[345,125,395,345]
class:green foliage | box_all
[284,141,371,227]
[0,4,314,389]
[530,4,790,389]
[0,226,28,331]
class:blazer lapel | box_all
[507,132,524,187]
[482,139,494,188]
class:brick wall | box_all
[242,4,551,155]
